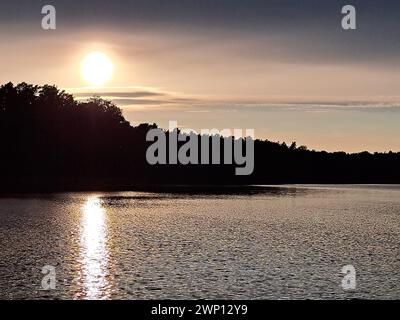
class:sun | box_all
[81,52,113,86]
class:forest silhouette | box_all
[1,82,400,192]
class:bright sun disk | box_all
[81,52,113,86]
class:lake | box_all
[0,185,399,299]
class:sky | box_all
[1,0,400,152]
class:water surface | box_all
[0,185,399,299]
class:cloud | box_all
[71,87,202,109]
[74,91,164,98]
[206,102,400,113]
[72,85,400,113]
[110,98,169,106]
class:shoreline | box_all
[1,182,400,196]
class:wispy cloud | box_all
[73,91,164,98]
[71,86,400,113]
[70,87,202,109]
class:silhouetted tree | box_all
[1,82,400,192]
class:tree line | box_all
[1,82,399,192]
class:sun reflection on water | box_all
[77,196,111,299]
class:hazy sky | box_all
[1,0,400,152]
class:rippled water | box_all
[0,185,399,299]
